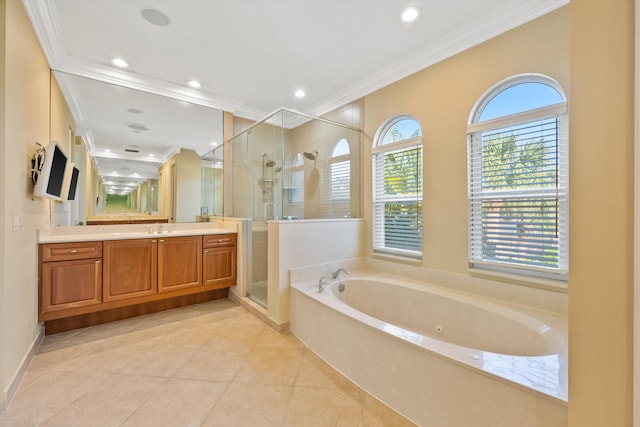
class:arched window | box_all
[467,74,568,279]
[322,138,351,217]
[372,116,422,257]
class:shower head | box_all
[303,150,318,161]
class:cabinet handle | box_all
[204,250,208,253]
[159,240,165,243]
[152,240,157,243]
[218,239,223,243]
[69,249,78,254]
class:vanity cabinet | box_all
[39,241,103,313]
[202,234,236,288]
[38,232,236,332]
[103,238,158,302]
[158,235,202,292]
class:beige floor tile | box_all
[121,378,228,427]
[255,328,305,351]
[202,323,265,348]
[29,336,101,371]
[2,300,412,426]
[118,342,202,377]
[234,347,304,386]
[0,370,108,425]
[296,349,363,401]
[174,344,252,382]
[41,374,166,427]
[157,322,222,345]
[59,338,157,374]
[362,392,417,427]
[202,383,293,427]
[283,385,364,427]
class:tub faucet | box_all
[318,276,332,293]
[331,267,350,280]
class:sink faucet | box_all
[156,223,163,234]
[331,267,350,280]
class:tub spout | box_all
[318,276,332,293]
[331,268,350,280]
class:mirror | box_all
[51,71,224,225]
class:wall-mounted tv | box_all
[64,163,80,200]
[64,164,80,201]
[33,140,69,200]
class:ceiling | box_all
[23,0,568,193]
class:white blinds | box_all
[373,142,422,256]
[468,104,568,277]
[322,157,350,217]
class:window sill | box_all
[468,267,568,294]
[372,251,422,265]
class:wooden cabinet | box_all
[103,238,158,302]
[203,234,237,288]
[158,235,202,292]
[38,232,236,331]
[39,241,102,314]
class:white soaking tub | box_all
[290,274,567,427]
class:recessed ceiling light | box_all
[148,153,155,157]
[188,80,202,89]
[400,6,421,23]
[141,8,171,26]
[104,149,111,153]
[211,142,218,146]
[294,89,306,98]
[112,57,129,68]
[127,108,143,114]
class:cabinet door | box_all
[41,258,102,312]
[103,239,157,302]
[158,235,202,293]
[203,245,237,288]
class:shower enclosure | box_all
[230,108,361,308]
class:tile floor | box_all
[0,299,415,426]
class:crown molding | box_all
[25,0,569,128]
[307,0,570,119]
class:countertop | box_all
[37,222,237,244]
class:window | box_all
[467,74,568,280]
[285,152,305,219]
[323,138,351,217]
[372,116,423,257]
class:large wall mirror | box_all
[51,71,224,225]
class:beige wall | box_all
[364,7,569,274]
[569,1,634,426]
[0,0,50,407]
[363,3,635,425]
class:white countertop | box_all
[38,222,237,244]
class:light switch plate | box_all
[12,210,23,231]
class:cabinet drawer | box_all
[202,233,236,248]
[40,241,103,262]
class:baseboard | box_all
[1,324,45,413]
[236,295,290,333]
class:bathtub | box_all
[290,274,567,426]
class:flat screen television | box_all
[33,140,69,200]
[64,164,80,201]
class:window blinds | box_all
[373,142,422,256]
[468,105,568,277]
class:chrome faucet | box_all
[318,276,332,293]
[156,223,163,234]
[319,268,350,293]
[331,267,350,279]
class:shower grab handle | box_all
[264,203,275,224]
